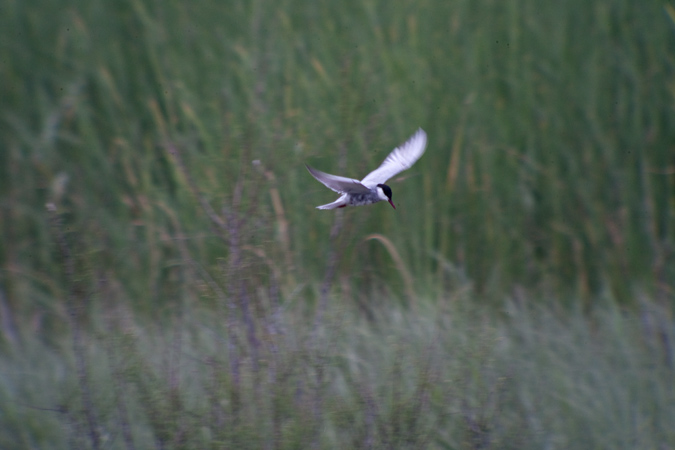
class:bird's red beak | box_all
[388,199,396,209]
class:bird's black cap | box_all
[377,184,396,209]
[377,184,393,200]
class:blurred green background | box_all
[1,0,674,448]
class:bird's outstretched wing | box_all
[305,165,372,194]
[360,128,427,187]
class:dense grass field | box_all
[1,0,674,448]
[2,298,675,449]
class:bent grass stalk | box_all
[363,233,416,308]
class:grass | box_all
[2,0,673,312]
[1,295,674,449]
[1,0,674,447]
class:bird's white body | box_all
[314,185,390,210]
[306,128,427,210]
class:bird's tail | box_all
[316,198,347,210]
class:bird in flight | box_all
[306,128,427,210]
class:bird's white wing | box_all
[360,128,427,187]
[306,165,372,194]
